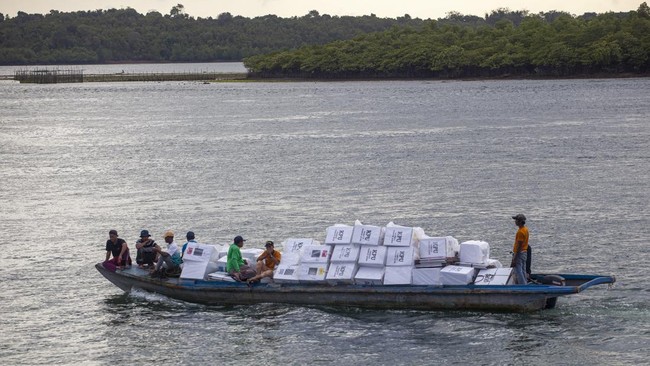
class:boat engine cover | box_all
[540,275,566,286]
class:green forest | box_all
[245,3,650,78]
[1,3,649,79]
[0,6,423,65]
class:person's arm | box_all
[257,251,269,262]
[117,241,128,264]
[268,250,280,265]
[105,250,111,261]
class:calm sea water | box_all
[0,67,648,365]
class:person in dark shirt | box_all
[104,229,132,269]
[135,229,160,268]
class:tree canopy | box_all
[1,2,649,79]
[0,6,424,65]
[244,3,650,78]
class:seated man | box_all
[135,229,160,268]
[103,229,132,270]
[226,235,256,281]
[181,231,197,259]
[247,240,281,284]
[151,230,182,277]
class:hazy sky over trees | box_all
[0,0,642,18]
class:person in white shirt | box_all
[152,230,182,277]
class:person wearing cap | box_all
[135,229,160,269]
[247,241,282,284]
[511,214,529,284]
[151,230,182,277]
[226,235,256,281]
[104,229,132,270]
[181,231,196,259]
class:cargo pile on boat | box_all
[181,221,514,286]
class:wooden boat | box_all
[95,263,615,312]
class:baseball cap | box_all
[512,214,526,221]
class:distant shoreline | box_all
[227,72,650,82]
[6,69,648,83]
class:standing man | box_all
[227,235,256,281]
[152,230,182,277]
[511,214,529,284]
[104,229,131,269]
[247,240,282,284]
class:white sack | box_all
[459,240,490,266]
[440,265,477,285]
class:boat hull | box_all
[96,263,614,312]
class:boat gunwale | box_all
[96,263,614,296]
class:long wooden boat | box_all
[95,263,615,312]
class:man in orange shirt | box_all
[248,241,282,284]
[511,214,529,284]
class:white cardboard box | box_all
[474,268,514,286]
[459,240,490,265]
[330,244,361,263]
[240,248,264,265]
[440,265,478,285]
[283,238,315,254]
[383,226,413,247]
[357,245,387,267]
[183,243,219,262]
[300,245,332,263]
[386,246,415,266]
[412,268,442,286]
[383,266,413,285]
[274,264,300,283]
[180,243,220,280]
[354,266,384,285]
[215,255,228,272]
[298,263,329,282]
[419,237,454,259]
[351,225,382,246]
[214,247,262,272]
[180,260,218,280]
[326,263,358,284]
[325,225,354,245]
[280,252,301,266]
[207,271,237,282]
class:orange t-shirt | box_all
[513,226,529,253]
[258,250,282,270]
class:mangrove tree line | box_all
[244,3,650,78]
